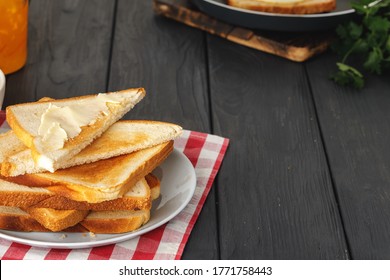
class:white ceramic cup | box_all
[0,69,5,110]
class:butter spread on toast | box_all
[37,94,124,171]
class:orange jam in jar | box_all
[0,0,28,74]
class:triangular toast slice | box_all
[0,178,54,208]
[9,141,172,203]
[30,174,158,210]
[80,209,150,234]
[25,207,89,232]
[0,206,149,234]
[6,88,145,172]
[22,175,160,232]
[0,131,26,164]
[0,120,182,177]
[0,174,161,210]
[0,206,87,232]
[0,175,161,233]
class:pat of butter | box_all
[38,93,122,155]
[41,122,68,151]
[37,155,55,173]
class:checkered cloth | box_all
[0,111,229,259]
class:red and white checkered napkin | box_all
[0,111,229,260]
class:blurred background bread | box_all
[227,0,336,14]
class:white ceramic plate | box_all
[0,69,5,110]
[193,0,356,31]
[0,148,197,249]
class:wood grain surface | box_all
[4,0,116,106]
[3,0,390,260]
[306,53,390,259]
[207,36,348,259]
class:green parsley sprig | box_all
[331,0,390,89]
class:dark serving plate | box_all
[192,0,356,32]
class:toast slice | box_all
[0,97,52,165]
[0,131,27,163]
[0,178,54,208]
[80,174,159,233]
[77,178,159,233]
[1,120,182,177]
[80,209,150,234]
[6,88,146,172]
[31,176,156,210]
[0,175,160,233]
[0,174,161,210]
[0,206,149,233]
[227,0,336,14]
[25,207,89,232]
[0,206,50,232]
[14,175,159,232]
[0,206,87,232]
[7,141,173,203]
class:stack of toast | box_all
[0,88,182,234]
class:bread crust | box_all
[5,107,35,148]
[146,173,161,200]
[0,210,49,232]
[81,210,150,234]
[0,178,54,208]
[0,131,27,163]
[1,162,15,177]
[31,192,151,211]
[227,0,336,14]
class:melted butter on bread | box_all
[37,94,123,170]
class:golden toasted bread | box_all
[7,141,172,203]
[26,207,89,232]
[31,177,154,211]
[1,120,182,177]
[0,206,87,232]
[0,175,160,233]
[6,88,145,172]
[0,178,54,208]
[80,209,150,234]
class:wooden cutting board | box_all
[153,0,332,62]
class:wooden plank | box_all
[306,53,390,259]
[154,0,234,37]
[3,0,116,106]
[108,0,218,259]
[208,36,348,259]
[153,0,331,62]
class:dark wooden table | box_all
[3,0,390,260]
